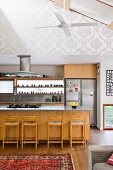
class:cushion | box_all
[93,163,113,170]
[107,153,113,166]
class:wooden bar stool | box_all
[3,115,20,149]
[47,115,63,149]
[70,115,86,148]
[21,115,38,149]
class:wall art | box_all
[106,70,113,96]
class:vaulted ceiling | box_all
[0,0,113,65]
[70,0,113,25]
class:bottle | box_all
[59,96,62,102]
[52,95,54,102]
[54,95,58,102]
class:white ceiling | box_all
[0,0,113,65]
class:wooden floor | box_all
[0,128,113,170]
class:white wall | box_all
[97,56,113,130]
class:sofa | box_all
[88,145,113,170]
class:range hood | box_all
[0,55,43,77]
[16,55,43,77]
[17,55,31,72]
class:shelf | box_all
[15,77,63,80]
[0,102,64,104]
[15,86,64,88]
[17,93,64,95]
[15,79,64,96]
[0,77,15,80]
[0,77,64,104]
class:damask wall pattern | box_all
[0,0,113,61]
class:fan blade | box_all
[70,22,97,27]
[54,12,66,25]
[34,25,57,29]
[62,27,71,36]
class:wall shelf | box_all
[15,86,64,88]
[0,77,64,104]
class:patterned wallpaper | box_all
[0,0,113,64]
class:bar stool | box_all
[47,115,63,149]
[21,115,38,149]
[3,115,20,149]
[70,115,86,148]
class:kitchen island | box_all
[0,106,90,141]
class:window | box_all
[103,104,113,129]
[0,80,13,93]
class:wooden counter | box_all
[0,106,90,141]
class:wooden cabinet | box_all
[64,64,97,78]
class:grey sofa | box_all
[88,145,113,170]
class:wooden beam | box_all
[54,0,63,8]
[54,0,71,10]
[108,21,113,30]
[70,9,107,25]
[97,0,113,7]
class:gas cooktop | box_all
[7,104,41,108]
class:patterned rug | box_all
[0,153,75,170]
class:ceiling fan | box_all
[34,0,97,36]
[34,12,97,36]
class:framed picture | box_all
[106,70,113,96]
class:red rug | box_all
[0,153,74,170]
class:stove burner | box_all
[7,104,41,108]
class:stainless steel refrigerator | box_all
[65,79,97,126]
